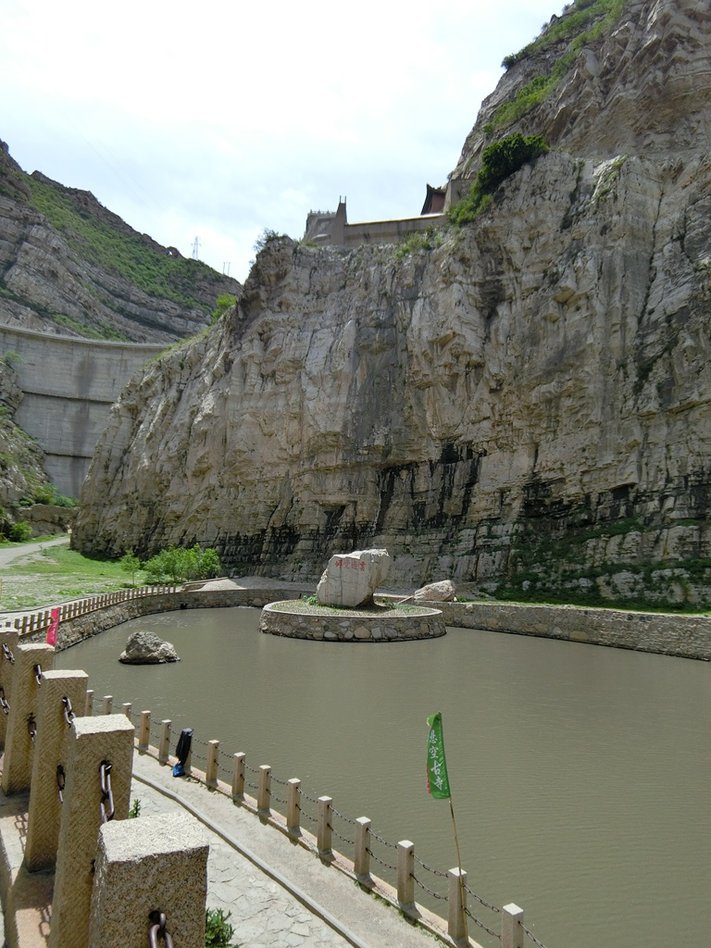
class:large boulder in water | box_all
[316,549,391,608]
[119,630,180,664]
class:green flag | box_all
[426,712,451,799]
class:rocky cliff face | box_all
[73,0,711,607]
[0,142,241,344]
[0,357,52,526]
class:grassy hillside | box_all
[26,174,220,313]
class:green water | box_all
[58,607,711,948]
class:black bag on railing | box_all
[172,728,193,777]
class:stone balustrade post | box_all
[501,902,524,948]
[257,765,271,812]
[138,710,150,751]
[447,867,469,944]
[206,740,219,788]
[25,670,88,871]
[287,778,301,833]
[232,753,245,801]
[49,714,135,948]
[158,720,171,765]
[88,813,208,948]
[397,840,415,906]
[101,695,113,715]
[317,796,332,855]
[354,817,371,879]
[122,703,131,720]
[0,630,19,749]
[2,643,55,795]
[85,689,94,715]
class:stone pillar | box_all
[317,796,332,855]
[88,813,208,948]
[447,867,469,944]
[502,902,524,948]
[158,720,171,765]
[232,753,245,801]
[287,778,301,833]
[25,669,88,871]
[206,740,219,789]
[258,765,271,812]
[49,714,135,948]
[354,817,371,879]
[397,840,415,906]
[138,710,150,751]
[0,630,19,749]
[2,643,55,794]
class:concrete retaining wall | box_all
[0,325,163,496]
[260,602,445,642]
[434,600,711,661]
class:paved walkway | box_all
[0,538,68,571]
[131,751,450,948]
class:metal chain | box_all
[370,829,397,849]
[1,643,15,664]
[0,687,10,715]
[523,924,548,948]
[410,873,447,901]
[413,854,448,879]
[300,789,322,805]
[33,664,43,686]
[464,906,500,940]
[365,847,397,873]
[56,765,65,804]
[463,883,501,914]
[148,910,174,948]
[62,696,75,728]
[330,825,353,848]
[331,805,357,826]
[27,714,36,742]
[99,760,115,823]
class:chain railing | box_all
[105,696,550,948]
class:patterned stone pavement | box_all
[131,752,447,948]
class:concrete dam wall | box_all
[0,325,163,497]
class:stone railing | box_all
[98,697,540,948]
[1,585,179,639]
[0,630,208,947]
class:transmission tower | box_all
[191,236,200,259]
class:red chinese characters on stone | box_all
[333,558,366,571]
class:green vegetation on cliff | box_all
[494,0,626,130]
[449,133,549,225]
[26,175,218,312]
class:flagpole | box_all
[448,790,469,943]
[426,712,469,943]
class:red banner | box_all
[46,607,60,646]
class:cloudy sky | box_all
[2,0,560,282]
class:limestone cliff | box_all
[73,0,711,607]
[0,142,241,344]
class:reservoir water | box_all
[57,607,711,948]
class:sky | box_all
[2,0,560,283]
